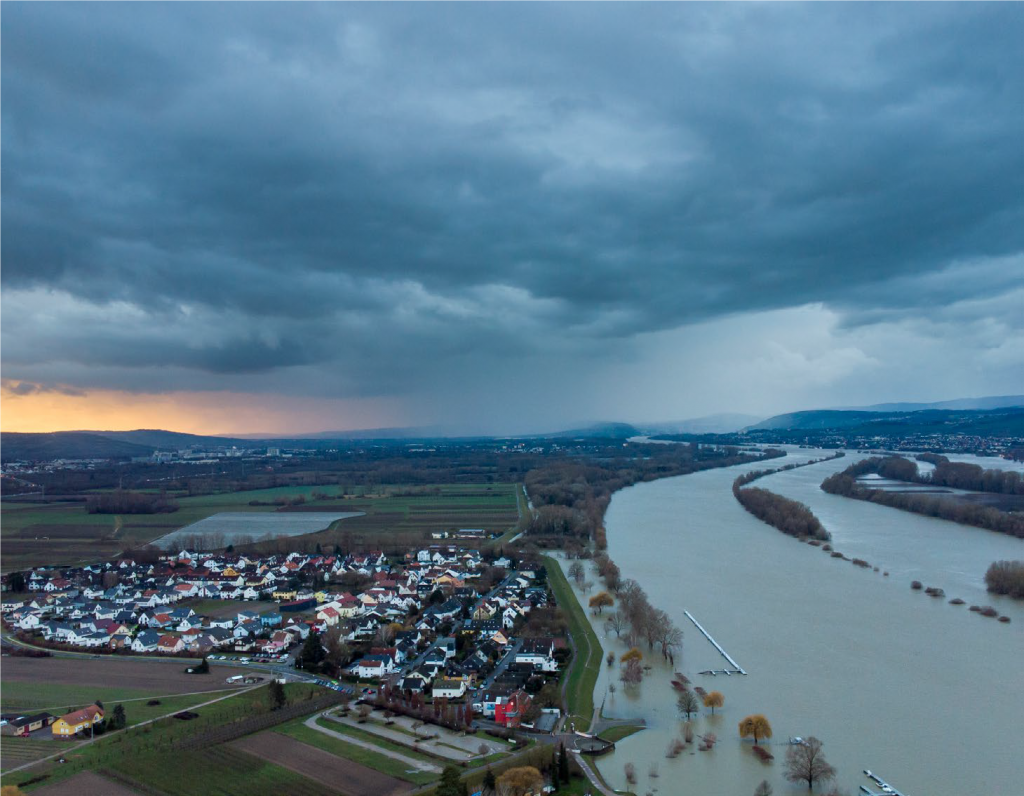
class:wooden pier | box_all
[683,610,747,675]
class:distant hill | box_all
[255,425,456,440]
[79,429,249,449]
[1,432,156,462]
[748,406,1024,436]
[642,414,764,435]
[837,395,1024,413]
[540,422,641,439]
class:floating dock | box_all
[684,610,746,675]
[860,769,907,796]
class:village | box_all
[1,543,568,749]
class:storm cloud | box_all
[3,3,1022,432]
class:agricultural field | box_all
[1,482,521,571]
[272,483,521,553]
[0,739,62,774]
[0,655,260,740]
[232,731,413,796]
[0,682,325,792]
[32,771,140,796]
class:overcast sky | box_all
[2,3,1022,435]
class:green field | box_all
[0,680,231,722]
[105,745,335,796]
[278,719,437,786]
[272,483,521,552]
[0,681,155,712]
[2,482,521,571]
[542,555,603,731]
[597,724,644,744]
[0,683,325,791]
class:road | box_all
[480,638,523,690]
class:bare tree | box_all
[621,658,643,685]
[567,561,585,586]
[754,781,774,796]
[642,607,669,651]
[677,689,700,719]
[616,579,645,616]
[784,737,836,790]
[606,611,627,637]
[658,623,683,660]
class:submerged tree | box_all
[677,689,700,720]
[589,591,614,614]
[784,736,836,790]
[738,714,773,744]
[703,691,724,714]
[606,611,627,637]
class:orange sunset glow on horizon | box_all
[0,385,404,436]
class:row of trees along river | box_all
[581,446,1023,796]
[821,455,1024,538]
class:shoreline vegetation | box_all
[523,445,790,710]
[543,448,842,723]
[549,450,842,789]
[984,560,1024,599]
[820,455,1024,539]
[524,442,779,552]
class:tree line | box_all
[732,480,830,541]
[86,489,178,515]
[840,452,1023,495]
[525,444,780,547]
[821,457,1024,539]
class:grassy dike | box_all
[542,555,603,730]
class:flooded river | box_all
[577,447,1023,795]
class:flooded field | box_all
[154,511,363,548]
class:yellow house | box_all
[222,567,239,578]
[273,589,297,601]
[52,705,104,737]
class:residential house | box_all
[132,630,162,652]
[431,678,467,700]
[52,705,104,737]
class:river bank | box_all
[577,446,1023,795]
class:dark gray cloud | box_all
[2,3,1022,428]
